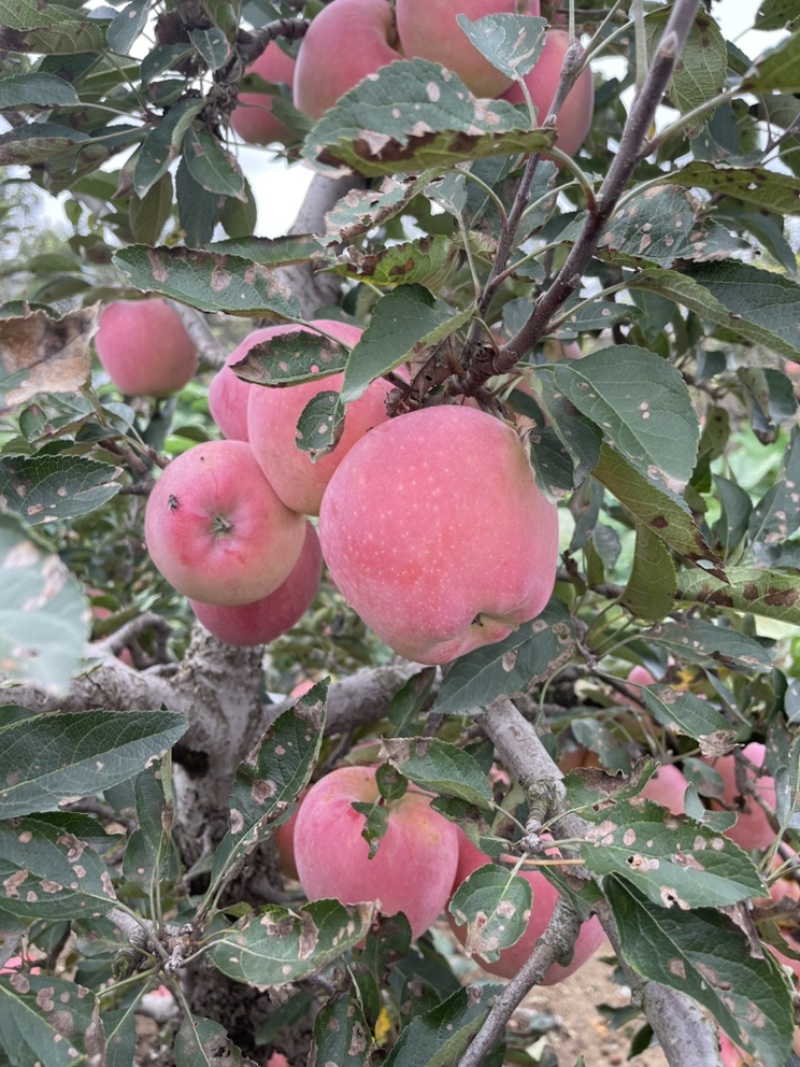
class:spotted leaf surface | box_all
[232,330,351,388]
[0,973,102,1067]
[642,619,773,672]
[0,454,121,525]
[0,306,96,412]
[638,686,733,744]
[449,863,531,962]
[676,566,800,625]
[380,737,493,810]
[661,161,800,217]
[310,990,374,1067]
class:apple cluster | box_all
[231,0,594,158]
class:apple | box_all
[318,404,559,665]
[293,0,404,120]
[230,41,295,146]
[188,521,322,646]
[396,0,541,98]
[706,742,776,851]
[248,321,399,516]
[144,440,306,606]
[293,764,460,939]
[94,298,198,397]
[449,832,604,983]
[640,763,687,816]
[501,29,594,157]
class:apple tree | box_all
[1,0,800,1065]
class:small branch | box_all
[236,17,310,67]
[168,302,228,370]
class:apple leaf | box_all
[455,14,547,80]
[0,305,96,411]
[387,667,438,736]
[621,523,677,622]
[303,59,554,177]
[581,800,765,908]
[323,172,435,245]
[644,7,727,115]
[449,863,531,962]
[749,426,800,545]
[433,599,575,715]
[232,329,351,387]
[0,73,79,108]
[310,991,374,1067]
[383,982,503,1067]
[175,1015,242,1067]
[0,708,188,819]
[112,245,301,319]
[106,0,150,55]
[529,368,602,484]
[293,390,343,458]
[183,127,246,200]
[0,0,107,54]
[209,685,327,886]
[380,738,493,810]
[208,234,323,266]
[121,765,176,897]
[0,973,100,1067]
[607,876,793,1067]
[661,161,800,216]
[104,1003,138,1067]
[755,0,798,31]
[714,475,753,554]
[675,566,800,625]
[133,98,203,199]
[743,28,800,93]
[0,123,92,166]
[353,912,412,1026]
[0,453,121,525]
[642,619,773,672]
[329,234,459,289]
[638,686,733,745]
[208,898,374,986]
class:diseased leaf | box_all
[121,765,176,897]
[755,0,799,31]
[310,990,373,1067]
[675,566,800,624]
[330,234,459,289]
[133,99,204,199]
[642,619,773,672]
[0,73,79,108]
[175,1015,243,1067]
[381,738,493,809]
[0,973,101,1067]
[0,306,96,412]
[0,453,121,525]
[449,863,531,962]
[661,161,800,216]
[104,1004,138,1067]
[232,328,351,387]
[294,391,343,458]
[638,685,733,743]
[106,0,151,55]
[455,13,547,80]
[208,234,323,266]
[384,982,502,1067]
[323,173,435,245]
[183,127,246,200]
[0,0,106,54]
[645,7,727,114]
[743,29,800,93]
[749,426,800,545]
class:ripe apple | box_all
[230,41,296,146]
[94,298,198,397]
[706,742,776,851]
[144,440,306,606]
[188,521,322,646]
[640,763,687,816]
[293,0,404,120]
[501,29,594,157]
[293,764,460,939]
[318,404,560,665]
[449,832,604,983]
[248,321,400,516]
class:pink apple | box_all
[449,832,604,983]
[274,789,307,881]
[248,321,399,516]
[318,404,559,665]
[293,765,460,939]
[640,763,687,816]
[144,440,305,606]
[230,41,296,146]
[396,0,541,98]
[94,298,198,397]
[501,30,594,157]
[188,521,322,646]
[706,742,776,851]
[293,0,404,120]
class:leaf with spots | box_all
[621,523,677,622]
[638,685,733,744]
[352,912,412,1026]
[112,245,301,319]
[0,123,91,167]
[642,619,774,673]
[208,898,374,986]
[456,14,547,80]
[322,172,435,245]
[0,453,121,525]
[208,234,323,266]
[383,982,503,1067]
[675,566,800,625]
[0,513,88,694]
[0,813,116,920]
[380,738,493,810]
[661,161,800,217]
[607,876,793,1067]
[0,0,106,54]
[175,1014,244,1067]
[755,0,799,31]
[294,390,343,459]
[310,990,374,1067]
[0,73,79,109]
[0,972,101,1067]
[0,306,96,413]
[208,684,327,891]
[529,369,602,485]
[106,0,151,55]
[743,28,800,93]
[433,599,575,715]
[0,708,187,819]
[644,7,727,115]
[554,346,699,497]
[231,328,352,388]
[749,426,800,546]
[448,863,531,963]
[329,234,460,290]
[580,800,765,909]
[302,59,554,178]
[183,127,246,201]
[133,98,203,199]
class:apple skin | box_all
[293,0,404,120]
[707,742,776,851]
[188,521,322,646]
[396,0,541,98]
[501,30,594,157]
[144,440,306,606]
[640,764,687,816]
[230,42,295,146]
[449,832,604,983]
[95,299,198,397]
[318,404,560,665]
[293,765,460,940]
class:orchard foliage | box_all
[1,0,800,1065]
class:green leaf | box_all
[455,13,547,80]
[554,346,698,496]
[661,161,800,216]
[449,863,531,962]
[112,245,301,318]
[231,328,351,387]
[384,982,502,1067]
[0,974,100,1067]
[121,765,176,898]
[755,0,799,32]
[323,173,434,245]
[749,426,800,544]
[107,0,151,55]
[387,667,438,737]
[0,0,106,54]
[353,912,412,1025]
[0,709,188,819]
[380,738,493,809]
[743,27,800,93]
[0,73,79,108]
[713,475,753,554]
[0,814,116,919]
[0,453,120,525]
[621,523,677,622]
[303,59,554,177]
[645,7,727,115]
[641,619,773,673]
[638,686,733,744]
[0,123,90,166]
[219,177,257,240]
[183,127,245,200]
[675,566,800,625]
[175,1015,243,1066]
[0,513,88,694]
[531,370,602,484]
[129,171,173,246]
[133,98,204,199]
[607,877,793,1067]
[175,155,219,248]
[341,284,472,402]
[208,234,322,266]
[208,898,373,986]
[330,234,459,289]
[310,991,373,1067]
[189,26,231,70]
[582,801,765,909]
[104,1004,138,1067]
[433,599,575,715]
[294,391,343,458]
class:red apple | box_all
[293,0,404,120]
[318,404,559,665]
[449,832,604,983]
[230,41,295,146]
[706,742,776,851]
[640,763,687,816]
[188,521,322,646]
[94,298,198,397]
[501,30,594,157]
[144,440,305,606]
[396,0,540,98]
[293,765,460,939]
